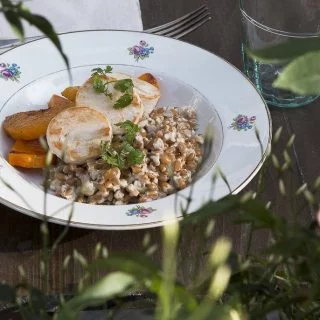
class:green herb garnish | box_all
[123,142,145,167]
[91,65,113,76]
[92,75,106,93]
[113,79,134,109]
[114,79,134,93]
[91,66,113,98]
[101,120,144,169]
[116,120,139,144]
[90,66,134,109]
[101,142,125,169]
[113,93,133,109]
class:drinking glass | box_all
[240,0,320,107]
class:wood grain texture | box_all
[0,0,316,293]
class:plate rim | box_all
[0,29,272,230]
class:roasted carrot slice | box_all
[138,73,160,89]
[3,100,72,141]
[61,86,79,102]
[8,153,46,169]
[11,140,46,154]
[48,94,74,108]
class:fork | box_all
[0,4,211,49]
[146,4,211,39]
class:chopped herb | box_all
[120,142,144,167]
[114,79,134,109]
[114,79,134,93]
[91,67,104,76]
[91,65,113,76]
[105,65,113,73]
[101,120,144,169]
[125,144,145,166]
[101,142,125,169]
[114,93,133,109]
[116,120,139,144]
[92,75,106,93]
[91,66,113,98]
[90,66,134,109]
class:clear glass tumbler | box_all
[240,0,320,107]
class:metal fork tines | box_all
[145,4,211,39]
[0,5,211,49]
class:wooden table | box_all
[0,0,317,294]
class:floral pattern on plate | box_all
[126,205,157,218]
[0,63,21,81]
[128,40,154,62]
[230,114,256,131]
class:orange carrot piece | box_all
[3,99,72,141]
[11,140,46,154]
[138,73,160,88]
[48,94,74,108]
[8,153,47,169]
[61,86,79,102]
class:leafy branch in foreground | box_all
[249,36,320,95]
[1,129,320,319]
[0,0,69,70]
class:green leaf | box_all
[121,142,144,166]
[182,195,284,231]
[91,67,104,75]
[116,120,139,144]
[3,10,24,41]
[91,65,113,76]
[101,142,125,169]
[186,303,235,320]
[181,196,238,225]
[57,272,135,319]
[248,37,320,64]
[101,130,144,169]
[121,142,144,165]
[273,51,320,95]
[126,148,144,166]
[250,294,307,318]
[156,221,180,320]
[114,79,134,93]
[113,79,134,109]
[113,93,133,109]
[105,65,113,73]
[17,8,69,70]
[89,254,198,314]
[90,253,160,277]
[92,75,106,93]
[237,200,281,229]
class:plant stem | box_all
[244,223,253,258]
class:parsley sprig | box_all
[113,79,134,109]
[91,66,134,109]
[101,120,144,169]
[91,65,113,76]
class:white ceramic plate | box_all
[0,30,271,230]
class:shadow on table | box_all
[0,204,92,253]
[0,204,162,255]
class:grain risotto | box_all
[48,107,204,204]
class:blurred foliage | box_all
[1,128,320,320]
[2,3,320,320]
[249,36,320,95]
[0,0,69,68]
